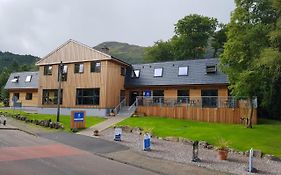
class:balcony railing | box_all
[136,96,257,109]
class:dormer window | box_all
[178,66,188,76]
[25,75,32,82]
[206,65,217,74]
[11,76,19,83]
[154,68,163,77]
[131,69,140,78]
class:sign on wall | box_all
[143,90,151,98]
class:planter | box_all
[218,149,228,160]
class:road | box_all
[0,130,159,175]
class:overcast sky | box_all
[0,0,235,57]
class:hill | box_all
[94,41,146,64]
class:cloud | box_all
[0,0,235,57]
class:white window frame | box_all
[178,66,188,76]
[25,75,32,82]
[154,68,163,77]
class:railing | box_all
[113,98,127,115]
[136,96,257,109]
[128,98,138,111]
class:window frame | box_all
[42,89,63,105]
[44,65,53,75]
[154,68,163,77]
[76,88,100,106]
[131,69,140,78]
[74,63,84,74]
[25,93,33,100]
[121,66,126,76]
[206,65,217,74]
[25,75,32,82]
[178,66,189,76]
[91,61,101,73]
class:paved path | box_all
[78,115,129,136]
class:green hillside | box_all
[94,41,146,64]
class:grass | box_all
[118,116,281,157]
[0,109,106,132]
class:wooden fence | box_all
[136,106,257,124]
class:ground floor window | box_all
[42,89,63,105]
[25,93,33,100]
[201,89,218,108]
[76,88,100,105]
[13,93,20,101]
[153,90,164,103]
[177,90,189,103]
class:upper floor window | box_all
[74,63,84,73]
[121,67,126,76]
[58,65,68,81]
[154,68,163,77]
[178,66,188,76]
[11,76,19,83]
[131,69,140,78]
[25,75,32,82]
[206,65,217,74]
[44,65,52,75]
[91,61,101,73]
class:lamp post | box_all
[56,61,63,122]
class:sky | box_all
[0,0,235,57]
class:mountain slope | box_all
[94,41,146,64]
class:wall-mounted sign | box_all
[143,90,151,98]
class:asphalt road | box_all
[0,130,159,175]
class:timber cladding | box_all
[38,60,125,108]
[9,89,38,107]
[136,106,257,124]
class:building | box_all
[4,39,257,124]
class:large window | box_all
[76,88,100,105]
[154,68,163,77]
[44,65,52,75]
[74,63,84,73]
[177,90,189,103]
[25,93,33,100]
[178,66,188,76]
[201,89,218,108]
[91,61,101,73]
[42,89,63,105]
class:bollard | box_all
[247,148,257,173]
[192,140,201,162]
[114,127,122,141]
[143,133,151,151]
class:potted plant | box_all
[215,138,229,160]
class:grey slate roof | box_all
[125,58,228,87]
[4,71,39,90]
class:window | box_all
[121,67,126,76]
[178,66,188,76]
[25,75,32,82]
[74,63,84,73]
[44,65,52,75]
[131,69,140,78]
[153,90,164,103]
[201,89,218,108]
[206,65,217,74]
[177,90,190,103]
[42,89,63,105]
[76,88,100,105]
[58,65,68,81]
[154,68,163,77]
[13,93,20,101]
[25,93,33,100]
[91,61,101,73]
[11,76,19,83]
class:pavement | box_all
[78,115,129,135]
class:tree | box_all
[174,14,218,59]
[211,24,227,57]
[220,0,277,127]
[144,14,218,62]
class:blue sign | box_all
[74,112,84,122]
[143,133,151,151]
[114,127,122,141]
[144,90,151,98]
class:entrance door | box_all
[129,91,139,105]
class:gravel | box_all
[100,128,281,175]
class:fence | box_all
[135,96,257,124]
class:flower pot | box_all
[218,149,228,160]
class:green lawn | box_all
[0,109,106,131]
[118,116,281,157]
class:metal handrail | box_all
[113,98,126,115]
[128,98,138,111]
